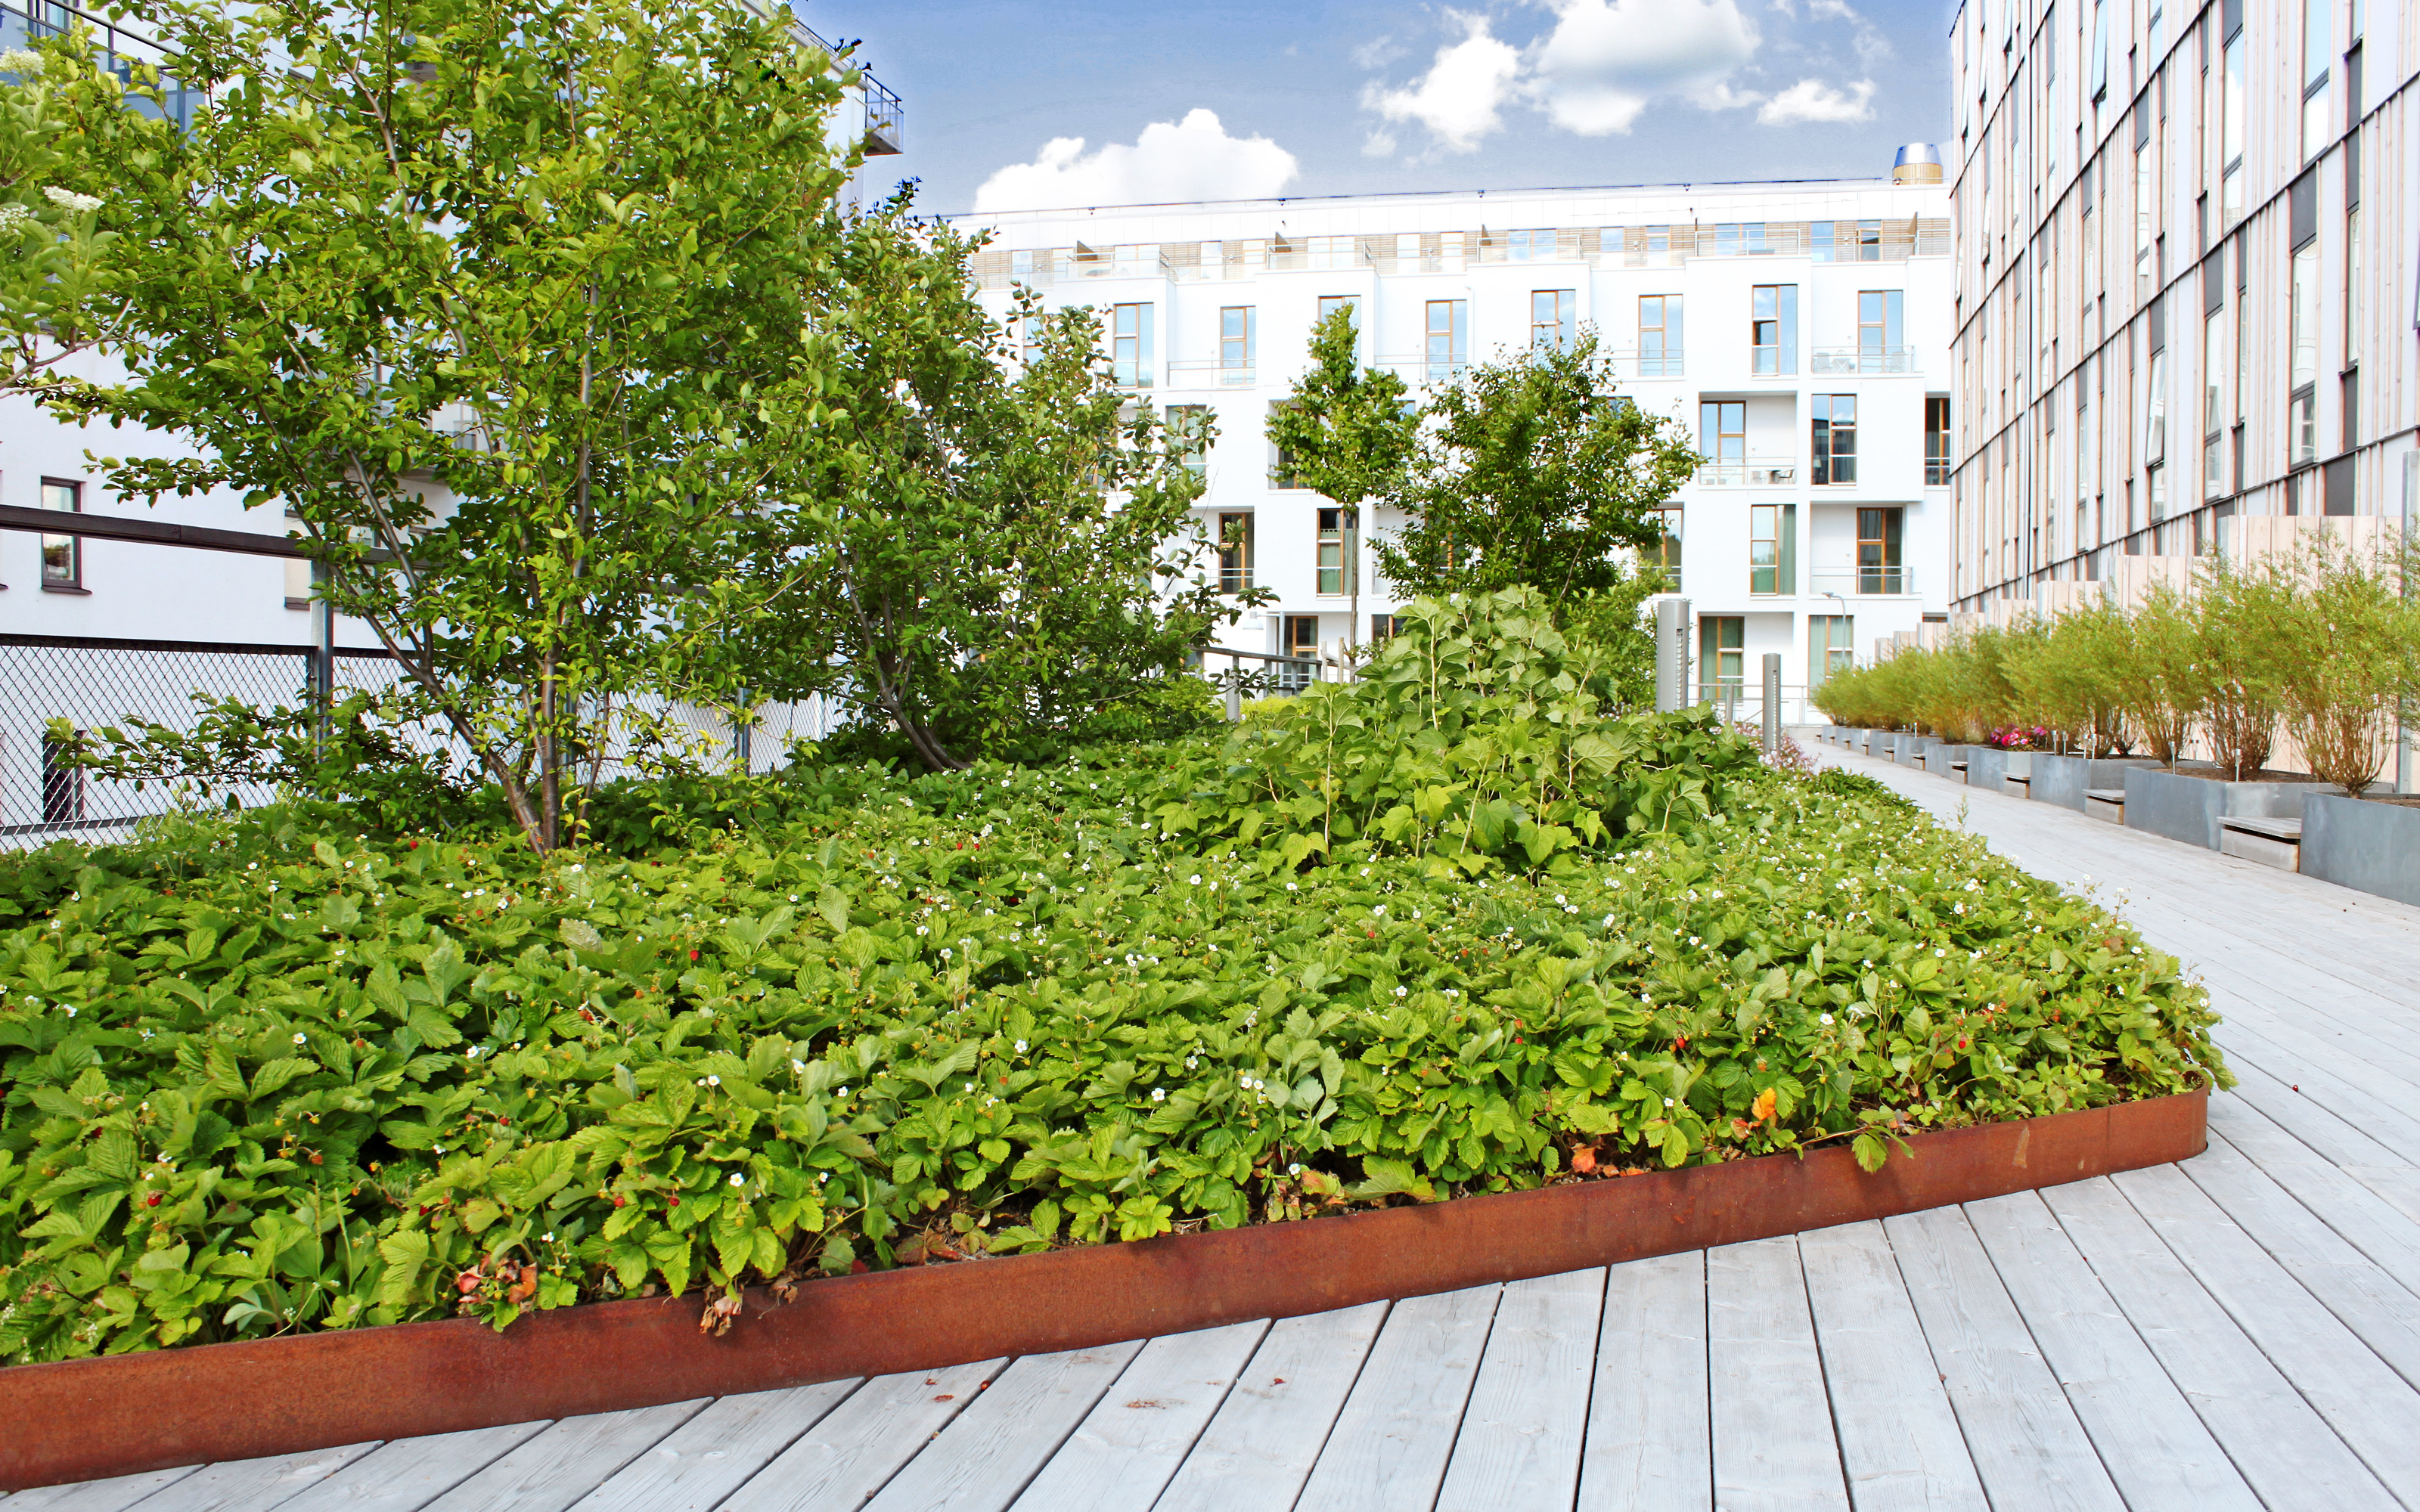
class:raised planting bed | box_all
[2218,816,2301,872]
[2300,792,2420,906]
[2030,755,2163,813]
[1893,735,1935,768]
[2121,766,2337,850]
[0,1088,2208,1492]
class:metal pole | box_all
[1226,654,1242,722]
[734,689,752,773]
[310,557,334,756]
[1761,652,1781,756]
[1653,597,1691,713]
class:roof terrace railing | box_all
[2,0,196,129]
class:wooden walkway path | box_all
[12,748,2420,1511]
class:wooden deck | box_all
[12,747,2420,1511]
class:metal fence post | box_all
[1761,652,1781,756]
[310,558,334,755]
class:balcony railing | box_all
[1696,457,1798,487]
[1811,345,1920,375]
[3,0,195,129]
[1598,348,1686,380]
[1373,354,1470,386]
[1166,360,1256,389]
[790,16,903,155]
[1809,566,1916,596]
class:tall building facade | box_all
[958,175,1953,704]
[1948,0,2418,609]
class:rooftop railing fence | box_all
[1,0,197,127]
[972,217,1952,291]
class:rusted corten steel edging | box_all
[0,1088,2207,1491]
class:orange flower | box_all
[1751,1087,1778,1124]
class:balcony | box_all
[1167,360,1257,390]
[1811,345,1920,375]
[1809,566,1917,596]
[1373,354,1470,386]
[790,17,904,155]
[1598,348,1686,380]
[3,0,195,128]
[1695,457,1798,487]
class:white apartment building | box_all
[955,171,1954,706]
[1947,0,2419,609]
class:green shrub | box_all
[0,593,2227,1364]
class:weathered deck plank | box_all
[1149,1302,1389,1512]
[1574,1251,1711,1510]
[1288,1284,1501,1512]
[1431,1269,1602,1512]
[1708,1236,1848,1512]
[1004,1321,1266,1512]
[858,1342,1142,1512]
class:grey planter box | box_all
[2121,766,2336,850]
[2300,794,2420,906]
[1924,744,1975,782]
[1894,734,1934,767]
[2030,755,2164,812]
[1967,748,2037,792]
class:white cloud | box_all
[1351,35,1407,70]
[971,110,1300,212]
[1756,76,1876,123]
[1526,0,1762,135]
[1360,14,1525,153]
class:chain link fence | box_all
[0,632,848,849]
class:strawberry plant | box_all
[0,593,2226,1364]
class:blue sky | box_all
[802,0,1962,218]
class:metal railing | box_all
[1810,345,1920,374]
[1807,565,1916,596]
[1196,645,1336,718]
[2,0,196,129]
[1165,360,1257,389]
[1695,683,1823,729]
[1695,457,1799,487]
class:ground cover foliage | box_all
[0,595,2227,1363]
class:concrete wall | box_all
[2301,795,2420,907]
[2123,767,2335,850]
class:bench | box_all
[2219,814,2303,872]
[2084,788,2126,824]
[2004,775,2031,798]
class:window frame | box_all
[1216,511,1254,594]
[1812,395,1858,486]
[39,477,83,591]
[1315,507,1359,596]
[1638,295,1682,376]
[1424,299,1468,382]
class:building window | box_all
[1857,507,1903,594]
[1110,303,1153,389]
[2301,0,2331,160]
[1808,615,1854,687]
[1639,296,1682,376]
[1305,235,1358,271]
[1217,512,1253,593]
[1425,299,1467,383]
[1219,305,1254,385]
[1925,397,1952,485]
[2145,349,2167,463]
[1749,503,1795,596]
[1282,615,1320,689]
[1015,312,1045,363]
[1654,525,1683,592]
[2289,243,2318,468]
[1530,290,1575,352]
[1370,614,1401,643]
[1316,507,1358,596]
[2147,462,2167,522]
[42,732,85,825]
[1698,615,1744,699]
[1751,284,1797,374]
[1857,290,1904,371]
[2220,33,2245,227]
[40,479,82,590]
[1812,395,1857,485]
[1317,294,1360,331]
[1167,405,1212,481]
[1857,219,1882,261]
[1699,401,1745,481]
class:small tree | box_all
[729,206,1241,770]
[1267,305,1418,652]
[2110,583,2203,767]
[2271,534,2420,795]
[1373,330,1698,606]
[2191,556,2291,780]
[48,0,855,850]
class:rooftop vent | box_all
[1892,144,1943,184]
